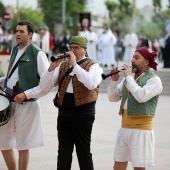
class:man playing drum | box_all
[0,20,49,170]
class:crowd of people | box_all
[0,19,165,170]
[1,21,170,69]
[0,22,14,55]
[74,24,169,69]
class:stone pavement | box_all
[0,91,170,170]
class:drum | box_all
[0,94,11,126]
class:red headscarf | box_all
[135,46,158,71]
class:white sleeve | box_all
[126,75,163,103]
[112,33,117,45]
[107,78,124,102]
[73,63,103,90]
[39,63,61,90]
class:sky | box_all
[0,0,169,16]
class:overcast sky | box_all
[1,0,169,16]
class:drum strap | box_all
[4,52,26,88]
[8,52,26,79]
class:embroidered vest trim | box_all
[57,60,99,106]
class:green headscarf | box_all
[69,35,87,49]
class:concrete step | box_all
[99,68,170,95]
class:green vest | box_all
[9,43,41,93]
[119,70,159,117]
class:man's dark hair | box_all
[17,20,34,34]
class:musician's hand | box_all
[48,55,63,72]
[65,51,77,67]
[14,92,26,104]
[111,67,120,81]
[119,64,132,77]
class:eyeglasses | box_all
[68,46,81,51]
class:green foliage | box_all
[135,15,161,42]
[11,7,44,32]
[39,0,88,35]
[39,0,62,34]
[105,0,132,31]
[105,0,170,42]
[0,2,6,20]
[167,0,170,10]
[153,0,162,13]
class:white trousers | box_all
[114,128,155,167]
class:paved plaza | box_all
[0,90,170,170]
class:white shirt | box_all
[107,72,163,109]
[40,57,103,93]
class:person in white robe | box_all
[98,26,117,67]
[97,26,104,63]
[37,29,50,58]
[79,26,89,39]
[87,26,98,61]
[123,30,138,65]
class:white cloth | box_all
[0,101,43,150]
[37,35,50,54]
[79,30,89,39]
[97,28,104,63]
[99,31,117,66]
[40,57,103,93]
[159,37,165,48]
[0,27,3,43]
[32,32,39,46]
[87,32,98,61]
[114,128,155,167]
[0,46,50,150]
[123,33,138,65]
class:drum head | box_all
[0,95,10,111]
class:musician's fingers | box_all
[14,96,20,104]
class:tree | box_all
[0,2,6,21]
[153,0,162,14]
[38,0,88,35]
[105,0,170,41]
[11,7,44,32]
[151,0,170,39]
[105,0,132,34]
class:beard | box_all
[132,65,138,73]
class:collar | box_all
[18,44,30,51]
